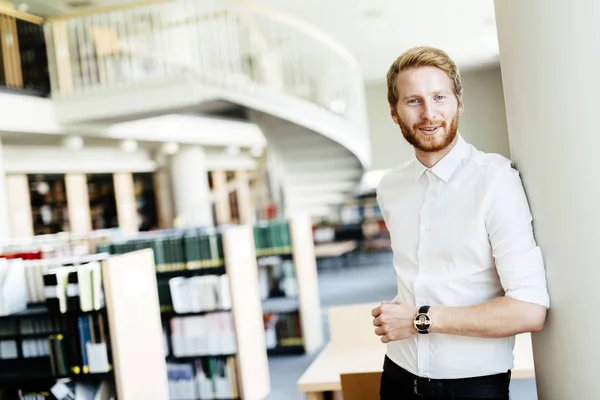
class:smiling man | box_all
[372,46,550,399]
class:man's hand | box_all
[371,301,418,343]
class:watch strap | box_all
[419,305,431,314]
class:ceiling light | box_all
[62,135,84,151]
[162,141,180,155]
[120,139,138,153]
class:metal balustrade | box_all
[42,0,369,154]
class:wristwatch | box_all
[414,305,432,334]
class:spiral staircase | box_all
[43,0,371,220]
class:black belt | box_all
[383,356,511,398]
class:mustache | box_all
[414,121,447,130]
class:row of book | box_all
[254,221,292,256]
[166,275,231,314]
[167,357,239,400]
[95,219,294,272]
[97,230,224,273]
[43,261,105,314]
[258,259,298,300]
[48,313,112,376]
[169,314,237,357]
[0,315,65,359]
[263,312,304,350]
[0,315,65,337]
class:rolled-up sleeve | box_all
[485,165,550,308]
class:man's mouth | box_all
[419,126,441,135]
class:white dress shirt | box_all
[376,134,550,380]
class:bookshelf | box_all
[255,215,324,356]
[96,225,270,400]
[0,249,169,399]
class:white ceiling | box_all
[252,0,500,82]
[21,0,499,83]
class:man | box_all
[372,46,550,400]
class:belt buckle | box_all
[413,377,436,397]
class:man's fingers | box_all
[371,306,382,317]
[373,317,381,327]
[374,326,386,336]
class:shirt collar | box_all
[413,134,470,183]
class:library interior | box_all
[0,0,592,399]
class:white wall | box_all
[460,66,511,158]
[365,65,510,171]
[0,93,60,134]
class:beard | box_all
[399,111,459,153]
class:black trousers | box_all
[380,356,511,400]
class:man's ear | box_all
[457,96,465,116]
[390,105,399,125]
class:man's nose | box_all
[420,103,436,121]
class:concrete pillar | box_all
[65,173,92,235]
[0,139,10,245]
[5,175,33,240]
[494,1,600,398]
[113,172,138,236]
[170,146,213,228]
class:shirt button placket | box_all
[416,171,435,377]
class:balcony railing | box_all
[43,0,369,153]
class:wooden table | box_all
[297,333,536,400]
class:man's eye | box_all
[408,99,420,104]
[434,95,445,100]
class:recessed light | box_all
[226,145,240,156]
[120,139,138,153]
[62,135,83,151]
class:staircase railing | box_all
[43,0,369,160]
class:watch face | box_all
[415,314,431,330]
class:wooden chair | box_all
[340,371,382,400]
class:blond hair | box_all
[386,46,463,106]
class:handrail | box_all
[43,0,370,160]
[231,0,362,73]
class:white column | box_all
[65,173,92,235]
[113,172,139,236]
[0,139,10,245]
[494,1,600,398]
[170,146,213,228]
